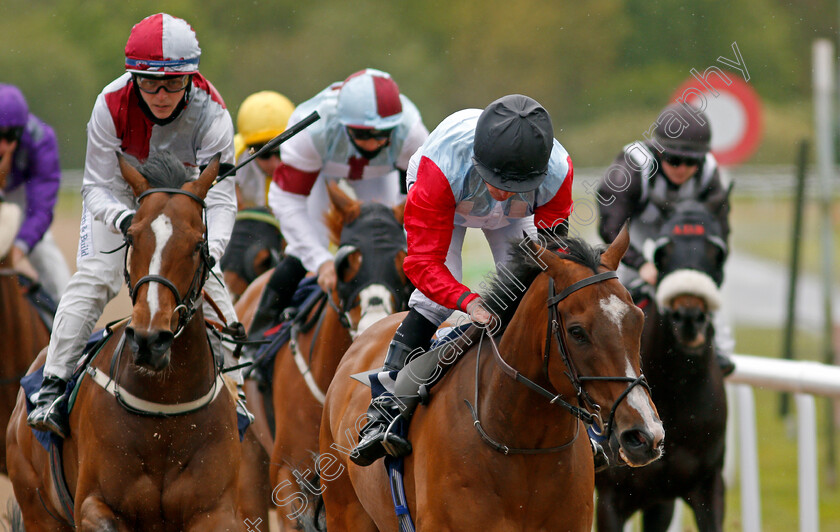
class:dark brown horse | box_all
[0,223,50,475]
[221,207,283,303]
[237,183,410,531]
[7,153,259,530]
[596,201,729,532]
[321,229,664,531]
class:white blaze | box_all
[146,215,173,318]
[600,294,629,332]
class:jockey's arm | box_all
[597,154,646,270]
[17,122,61,255]
[81,93,134,234]
[197,114,237,263]
[533,155,574,247]
[268,163,332,273]
[402,156,479,313]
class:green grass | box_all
[730,195,840,280]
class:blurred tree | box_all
[0,0,826,169]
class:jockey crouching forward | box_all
[243,69,429,353]
[0,83,70,303]
[28,13,252,438]
[596,102,735,376]
[350,94,574,467]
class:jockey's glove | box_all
[119,213,134,237]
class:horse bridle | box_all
[471,268,650,454]
[546,270,650,443]
[122,188,212,337]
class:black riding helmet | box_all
[472,94,554,193]
[654,103,711,159]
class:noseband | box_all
[123,188,212,337]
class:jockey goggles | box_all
[347,127,394,141]
[134,74,191,94]
[662,152,703,167]
[0,127,23,142]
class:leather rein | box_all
[466,269,650,455]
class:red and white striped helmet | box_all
[125,13,201,76]
[337,69,403,130]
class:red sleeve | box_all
[403,157,479,312]
[534,155,574,229]
[272,161,321,195]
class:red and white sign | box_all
[672,74,763,166]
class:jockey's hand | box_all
[11,245,38,282]
[0,140,18,189]
[317,260,337,293]
[639,261,658,286]
[466,297,493,325]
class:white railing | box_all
[724,354,840,532]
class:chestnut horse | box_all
[7,153,258,530]
[0,226,50,475]
[321,229,664,531]
[596,201,729,532]
[238,183,411,531]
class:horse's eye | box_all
[567,325,589,344]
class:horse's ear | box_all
[392,201,406,226]
[190,153,222,200]
[601,224,630,271]
[117,152,150,197]
[327,182,361,224]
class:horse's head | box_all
[651,200,725,351]
[324,183,411,337]
[117,152,217,371]
[520,228,664,467]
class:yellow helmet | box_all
[235,91,295,158]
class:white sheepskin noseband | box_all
[655,268,721,312]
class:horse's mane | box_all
[480,236,605,331]
[324,207,346,246]
[136,151,190,189]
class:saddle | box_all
[354,323,482,422]
[244,276,324,384]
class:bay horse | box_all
[238,182,411,531]
[0,204,50,475]
[321,229,664,531]
[6,152,259,530]
[596,200,729,532]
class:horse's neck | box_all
[474,284,579,448]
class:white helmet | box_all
[337,68,403,130]
[125,13,201,76]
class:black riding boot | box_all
[351,310,438,467]
[242,256,306,384]
[27,375,69,438]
